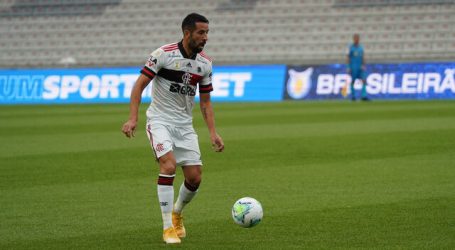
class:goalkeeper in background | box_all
[347,33,369,101]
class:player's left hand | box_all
[211,133,224,152]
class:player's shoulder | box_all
[149,42,179,59]
[197,51,212,64]
[160,42,179,52]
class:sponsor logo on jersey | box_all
[197,57,207,64]
[169,83,196,96]
[287,68,313,99]
[147,57,157,68]
[168,51,180,58]
[151,49,162,57]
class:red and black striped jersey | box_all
[140,41,213,126]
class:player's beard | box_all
[189,36,205,54]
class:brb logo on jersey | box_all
[169,83,196,96]
[286,68,313,99]
[168,72,196,96]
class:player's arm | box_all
[199,93,224,152]
[361,50,366,70]
[346,49,351,73]
[122,74,152,138]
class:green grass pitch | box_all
[1,100,454,249]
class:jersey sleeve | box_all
[140,48,165,79]
[199,63,213,93]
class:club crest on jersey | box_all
[197,67,202,73]
[175,62,180,69]
[155,143,164,152]
[287,68,313,99]
[182,72,192,85]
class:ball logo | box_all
[287,68,313,99]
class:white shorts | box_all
[146,122,202,166]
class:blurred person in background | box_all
[347,34,369,101]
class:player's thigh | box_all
[173,126,202,167]
[146,123,174,159]
[351,69,362,81]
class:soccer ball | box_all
[231,197,263,228]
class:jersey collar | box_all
[178,40,197,60]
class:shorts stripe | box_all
[146,124,159,161]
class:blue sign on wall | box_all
[0,65,286,104]
[2,63,454,104]
[285,62,455,100]
[0,67,141,104]
[211,65,286,102]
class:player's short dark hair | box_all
[182,13,209,33]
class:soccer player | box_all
[121,13,224,244]
[347,34,369,101]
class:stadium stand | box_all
[0,0,454,68]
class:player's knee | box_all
[189,175,201,186]
[185,177,201,191]
[185,173,201,190]
[159,155,177,175]
[160,164,176,175]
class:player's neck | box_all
[181,40,196,58]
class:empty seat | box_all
[0,0,454,67]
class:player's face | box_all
[353,34,360,45]
[189,22,209,53]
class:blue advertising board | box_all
[0,65,286,104]
[210,65,286,102]
[0,67,140,104]
[2,62,454,104]
[285,62,455,100]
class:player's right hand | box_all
[211,133,224,152]
[122,120,137,138]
